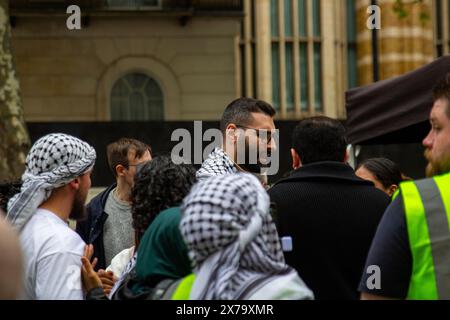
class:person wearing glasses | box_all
[76,138,152,273]
[197,97,277,187]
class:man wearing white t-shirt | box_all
[7,133,96,300]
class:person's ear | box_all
[225,124,238,143]
[387,184,398,197]
[291,148,301,170]
[68,177,80,191]
[115,164,127,177]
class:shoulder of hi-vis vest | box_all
[161,274,195,300]
[399,171,450,300]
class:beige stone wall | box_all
[356,0,434,85]
[11,16,240,121]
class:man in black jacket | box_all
[268,116,390,300]
[76,138,151,271]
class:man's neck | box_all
[115,181,132,203]
[39,197,71,223]
[222,144,238,166]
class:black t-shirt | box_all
[358,195,413,299]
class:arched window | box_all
[110,73,164,121]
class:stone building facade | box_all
[9,0,450,122]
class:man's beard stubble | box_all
[69,190,87,221]
[238,137,271,174]
[424,149,450,177]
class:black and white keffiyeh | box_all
[196,148,238,181]
[109,252,137,299]
[180,173,289,300]
[7,133,96,230]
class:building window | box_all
[239,0,355,119]
[270,0,322,115]
[434,0,450,57]
[110,73,164,121]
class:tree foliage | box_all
[0,0,30,181]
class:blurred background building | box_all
[6,0,450,183]
[9,0,448,122]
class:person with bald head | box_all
[0,213,22,299]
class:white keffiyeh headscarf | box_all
[6,133,96,231]
[180,173,290,300]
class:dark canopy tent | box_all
[345,55,450,145]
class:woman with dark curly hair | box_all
[83,154,197,299]
[131,155,197,245]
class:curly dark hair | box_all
[131,154,197,243]
[0,181,21,214]
[292,116,347,165]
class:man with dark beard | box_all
[196,98,277,187]
[359,73,450,300]
[423,97,450,177]
[7,133,96,299]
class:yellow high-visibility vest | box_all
[398,171,450,299]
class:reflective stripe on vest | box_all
[402,173,450,300]
[171,274,195,300]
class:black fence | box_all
[26,121,428,187]
[26,121,294,186]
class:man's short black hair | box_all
[292,116,347,165]
[432,72,450,118]
[220,97,276,132]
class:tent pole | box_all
[371,0,379,82]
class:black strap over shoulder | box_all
[111,271,179,300]
[150,278,179,300]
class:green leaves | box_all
[393,0,430,24]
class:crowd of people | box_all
[1,73,450,300]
